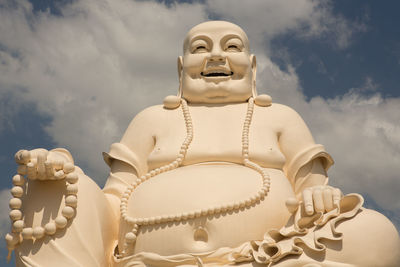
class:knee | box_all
[334,208,400,267]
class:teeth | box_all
[209,70,228,74]
[201,70,233,77]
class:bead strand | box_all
[5,164,79,258]
[120,98,193,255]
[242,98,271,200]
[120,97,271,256]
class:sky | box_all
[0,0,400,265]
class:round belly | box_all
[121,163,295,256]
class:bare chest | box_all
[148,105,286,170]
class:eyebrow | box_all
[220,34,244,46]
[223,34,242,41]
[189,35,211,45]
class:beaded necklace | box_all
[119,97,271,256]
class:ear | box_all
[177,56,183,97]
[250,54,257,97]
[177,56,183,80]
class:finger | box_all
[27,162,37,180]
[30,157,37,165]
[44,161,55,179]
[312,188,324,213]
[54,170,65,180]
[52,159,64,171]
[323,188,334,212]
[333,188,341,208]
[37,152,47,180]
[63,162,75,174]
[15,150,30,164]
[302,188,314,215]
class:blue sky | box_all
[1,0,400,265]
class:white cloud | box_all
[306,93,400,210]
[0,0,207,183]
[0,0,398,217]
[206,0,366,52]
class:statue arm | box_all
[103,160,138,219]
[293,157,328,199]
[102,106,159,212]
[276,105,333,198]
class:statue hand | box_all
[15,148,75,180]
[302,185,342,216]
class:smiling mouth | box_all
[201,71,233,77]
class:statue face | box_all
[180,21,255,104]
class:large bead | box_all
[33,227,45,239]
[55,216,68,229]
[11,186,24,198]
[163,95,181,109]
[12,174,25,186]
[12,220,24,232]
[9,210,22,221]
[62,206,75,219]
[66,184,78,195]
[22,227,33,239]
[17,165,28,175]
[9,198,22,209]
[44,222,57,235]
[65,195,78,208]
[66,173,78,184]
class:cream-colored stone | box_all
[7,21,400,267]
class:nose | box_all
[208,46,225,62]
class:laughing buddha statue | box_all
[6,21,400,267]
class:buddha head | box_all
[178,21,256,104]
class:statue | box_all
[5,21,400,267]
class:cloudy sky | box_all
[1,0,399,265]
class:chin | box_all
[182,79,252,104]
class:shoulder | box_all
[123,104,182,137]
[122,105,163,136]
[256,102,305,123]
[132,104,166,120]
[126,104,174,126]
[267,103,300,115]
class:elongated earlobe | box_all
[251,55,257,98]
[164,56,183,109]
[177,56,183,99]
[250,54,272,107]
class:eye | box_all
[224,38,243,52]
[194,45,208,53]
[191,39,209,53]
[226,45,239,51]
